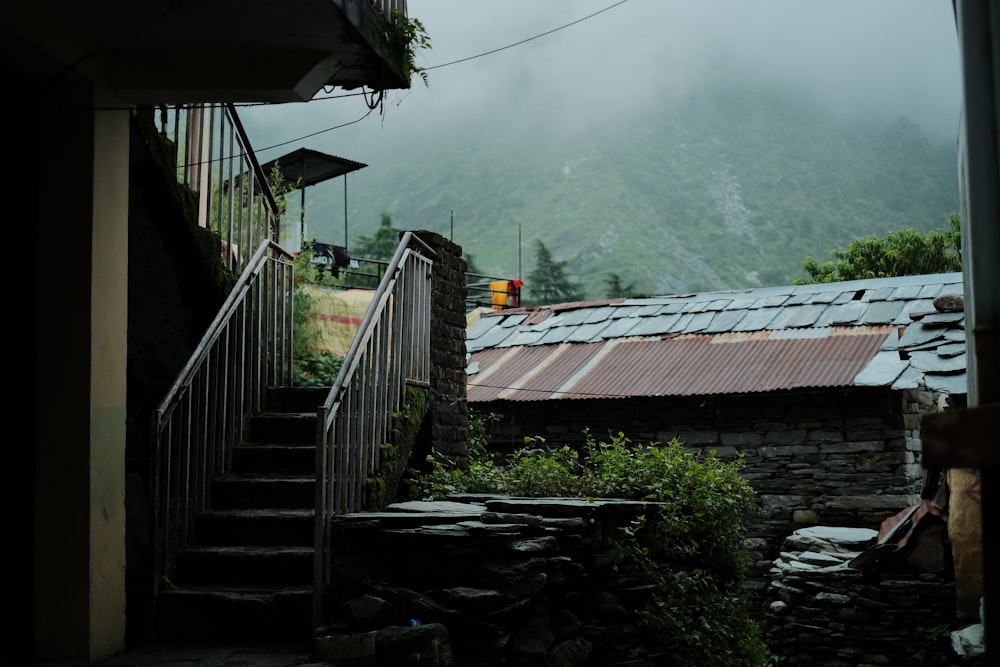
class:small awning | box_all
[260,147,366,187]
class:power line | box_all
[230,1,633,153]
[425,0,632,72]
[108,1,632,165]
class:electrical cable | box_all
[424,0,631,72]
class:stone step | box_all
[173,545,314,586]
[247,412,316,445]
[194,508,314,546]
[211,473,315,509]
[232,442,316,475]
[155,586,313,642]
[266,386,330,412]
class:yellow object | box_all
[300,285,375,356]
[490,280,511,310]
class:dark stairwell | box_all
[155,386,327,642]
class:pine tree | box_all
[526,240,584,306]
[353,213,403,261]
[605,273,637,299]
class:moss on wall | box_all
[365,384,429,509]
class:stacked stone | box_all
[763,526,969,666]
[413,231,469,467]
[320,496,687,666]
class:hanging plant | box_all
[387,9,432,87]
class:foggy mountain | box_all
[248,79,958,300]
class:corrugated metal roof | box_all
[467,273,967,402]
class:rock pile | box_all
[316,496,688,666]
[764,525,982,666]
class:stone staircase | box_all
[154,386,328,643]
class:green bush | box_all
[292,241,345,387]
[403,422,769,667]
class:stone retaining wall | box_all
[316,500,977,666]
[763,526,982,666]
[321,497,695,666]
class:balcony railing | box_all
[370,0,408,15]
[157,103,281,276]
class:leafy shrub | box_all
[403,424,768,666]
[292,241,345,387]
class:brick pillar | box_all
[413,231,469,468]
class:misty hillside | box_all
[273,81,958,301]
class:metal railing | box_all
[157,102,281,276]
[467,274,522,311]
[313,231,434,623]
[151,240,295,598]
[369,0,408,17]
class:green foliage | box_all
[388,10,432,88]
[621,527,771,667]
[583,434,756,579]
[295,240,347,288]
[525,239,584,306]
[404,429,767,665]
[604,272,638,298]
[353,212,403,262]
[408,430,758,576]
[912,623,957,665]
[293,347,343,388]
[490,440,584,496]
[468,410,500,460]
[795,212,961,284]
[291,242,345,387]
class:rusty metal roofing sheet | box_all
[468,331,890,402]
[467,343,606,402]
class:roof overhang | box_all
[1,0,410,103]
[261,147,367,188]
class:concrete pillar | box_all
[34,74,128,663]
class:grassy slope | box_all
[295,83,958,301]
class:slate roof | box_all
[466,272,967,402]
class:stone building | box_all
[466,272,971,594]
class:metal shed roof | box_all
[467,273,967,402]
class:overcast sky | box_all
[241,0,962,199]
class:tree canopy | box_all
[795,213,961,284]
[353,213,403,261]
[526,239,584,306]
[605,272,639,299]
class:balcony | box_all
[4,0,412,103]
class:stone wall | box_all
[413,231,469,466]
[322,497,705,666]
[317,499,977,666]
[763,525,981,666]
[476,386,945,592]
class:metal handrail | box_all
[312,231,435,623]
[157,102,280,275]
[150,239,295,599]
